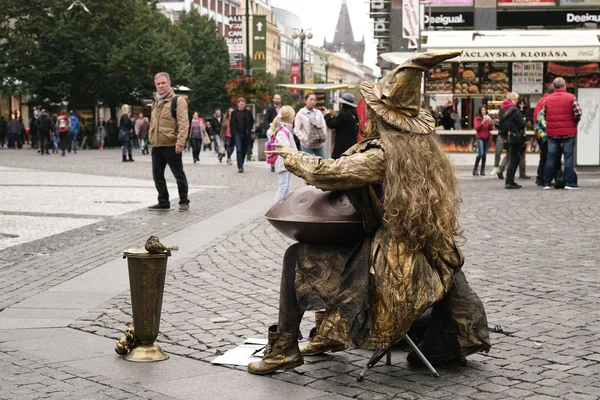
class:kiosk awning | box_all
[421,30,600,62]
[276,83,357,91]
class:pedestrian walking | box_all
[148,72,190,211]
[498,92,527,189]
[211,108,223,161]
[0,115,7,148]
[190,112,204,163]
[221,107,234,165]
[473,106,494,176]
[56,110,70,156]
[230,97,255,173]
[96,117,106,150]
[324,92,358,159]
[202,119,212,152]
[542,77,582,190]
[138,117,149,155]
[30,114,39,150]
[8,113,20,149]
[268,105,297,203]
[264,94,282,171]
[119,105,134,162]
[294,93,327,158]
[36,110,54,155]
[69,111,80,153]
[532,85,554,186]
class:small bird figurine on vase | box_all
[144,235,179,255]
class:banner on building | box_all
[290,63,301,95]
[227,15,243,71]
[369,1,391,55]
[304,63,314,84]
[402,0,420,49]
[252,15,267,71]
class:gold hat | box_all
[360,51,462,134]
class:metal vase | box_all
[123,248,170,362]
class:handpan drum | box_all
[265,185,366,244]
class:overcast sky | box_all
[270,0,378,70]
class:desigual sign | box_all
[498,11,600,27]
[439,47,600,61]
[422,12,474,27]
[567,13,600,23]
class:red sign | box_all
[227,15,243,70]
[497,0,555,5]
[290,63,300,95]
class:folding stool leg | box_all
[404,335,440,378]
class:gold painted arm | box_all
[284,148,385,191]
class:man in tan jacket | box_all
[148,72,190,211]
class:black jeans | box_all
[233,133,248,169]
[152,146,189,206]
[39,134,50,154]
[191,138,202,161]
[536,140,547,183]
[59,131,69,152]
[505,143,522,185]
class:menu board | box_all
[481,62,510,95]
[512,62,544,94]
[454,62,480,95]
[547,63,600,89]
[425,63,453,94]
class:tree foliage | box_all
[0,0,227,117]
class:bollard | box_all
[122,248,170,362]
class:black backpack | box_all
[497,108,514,139]
[170,95,179,119]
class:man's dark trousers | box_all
[233,132,248,169]
[152,146,189,206]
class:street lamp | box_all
[291,29,313,84]
[324,59,330,84]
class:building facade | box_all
[158,0,240,36]
[324,0,365,64]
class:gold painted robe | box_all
[285,138,490,356]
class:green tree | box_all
[175,9,229,117]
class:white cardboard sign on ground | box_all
[211,338,268,366]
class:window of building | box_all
[225,4,229,15]
[210,0,215,12]
[218,21,223,34]
[218,0,222,14]
[231,6,236,14]
[202,0,208,7]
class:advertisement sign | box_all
[290,63,300,95]
[546,62,600,89]
[444,47,600,62]
[252,15,267,71]
[481,62,510,95]
[498,10,600,27]
[429,0,473,6]
[497,0,555,6]
[227,15,243,71]
[425,63,453,94]
[402,0,420,49]
[561,0,600,4]
[512,62,544,94]
[370,0,391,55]
[576,88,600,166]
[454,62,480,95]
[304,63,314,84]
[422,12,474,29]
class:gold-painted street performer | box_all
[249,51,491,375]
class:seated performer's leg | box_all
[407,270,491,366]
[248,244,304,375]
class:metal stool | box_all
[356,334,439,381]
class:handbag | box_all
[119,127,129,142]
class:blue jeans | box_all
[225,136,234,159]
[233,133,248,169]
[52,135,58,151]
[97,136,105,148]
[301,145,326,158]
[544,136,575,186]
[213,134,221,154]
[476,139,489,159]
[71,132,78,152]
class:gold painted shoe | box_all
[247,325,303,375]
[299,335,346,356]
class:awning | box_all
[277,83,357,91]
[421,30,600,62]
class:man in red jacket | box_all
[542,77,582,190]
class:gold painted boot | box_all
[299,311,346,356]
[247,325,303,375]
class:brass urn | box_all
[122,248,170,362]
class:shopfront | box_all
[421,30,600,160]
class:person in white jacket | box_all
[294,93,327,158]
[269,106,298,203]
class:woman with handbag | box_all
[119,104,134,162]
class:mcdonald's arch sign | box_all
[252,15,267,70]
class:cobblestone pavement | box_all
[2,147,600,399]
